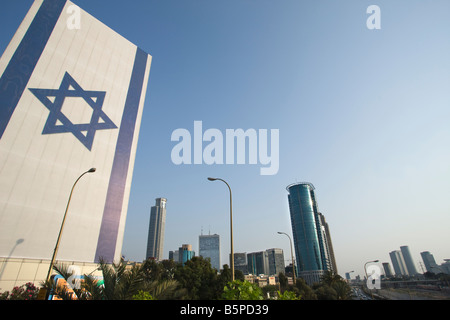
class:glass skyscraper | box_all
[287,182,337,284]
[146,198,167,261]
[199,234,220,271]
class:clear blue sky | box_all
[2,0,450,279]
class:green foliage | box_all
[221,280,263,300]
[133,290,155,300]
[174,256,221,300]
[1,258,354,301]
[276,290,301,300]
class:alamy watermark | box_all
[66,4,81,30]
[171,121,279,175]
[366,264,381,290]
[367,5,381,30]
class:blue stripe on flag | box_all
[0,0,66,138]
[95,47,149,263]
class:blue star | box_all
[29,72,117,150]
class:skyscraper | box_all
[247,251,269,275]
[382,262,394,278]
[179,244,195,265]
[266,248,285,276]
[199,233,220,271]
[286,182,337,285]
[420,251,439,273]
[400,245,419,276]
[146,198,167,261]
[389,250,408,276]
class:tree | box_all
[321,271,343,287]
[277,290,301,300]
[97,258,144,300]
[312,271,352,300]
[314,284,338,300]
[333,280,352,300]
[293,278,317,300]
[278,272,288,291]
[221,280,263,300]
[174,256,220,300]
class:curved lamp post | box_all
[46,168,96,284]
[208,177,234,281]
[364,259,379,279]
[364,259,379,299]
[278,231,296,284]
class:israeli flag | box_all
[0,0,152,264]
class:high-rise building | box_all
[382,262,394,278]
[400,245,418,276]
[318,212,338,274]
[179,244,195,265]
[146,198,167,261]
[389,250,408,276]
[0,0,151,291]
[247,251,269,275]
[234,253,248,274]
[420,251,439,273]
[286,182,337,285]
[199,234,220,271]
[266,248,285,276]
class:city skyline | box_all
[1,0,449,281]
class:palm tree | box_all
[321,270,343,286]
[96,258,144,300]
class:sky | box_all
[1,0,450,279]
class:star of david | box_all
[29,72,117,150]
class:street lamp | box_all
[208,177,234,281]
[277,231,296,284]
[364,259,379,279]
[46,168,96,284]
[364,259,379,298]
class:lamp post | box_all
[278,231,296,284]
[208,177,234,281]
[364,259,379,299]
[364,260,379,280]
[45,168,96,284]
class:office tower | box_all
[199,234,220,271]
[441,260,450,274]
[267,248,285,276]
[0,0,152,291]
[318,212,338,274]
[146,198,167,261]
[179,244,195,265]
[247,251,269,275]
[169,250,179,262]
[389,250,408,276]
[382,262,394,278]
[400,246,418,276]
[287,182,337,285]
[234,253,248,274]
[421,251,439,273]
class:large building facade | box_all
[146,198,167,261]
[199,234,220,271]
[0,0,151,290]
[266,248,285,276]
[287,182,337,285]
[400,245,418,276]
[389,250,408,276]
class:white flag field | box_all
[0,0,152,264]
